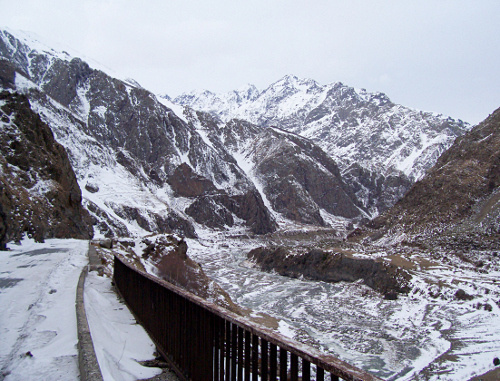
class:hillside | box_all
[355,106,500,252]
[173,75,470,215]
[0,85,92,248]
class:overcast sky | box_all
[1,0,499,124]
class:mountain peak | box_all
[271,74,320,92]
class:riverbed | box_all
[186,231,500,380]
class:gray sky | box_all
[1,0,499,125]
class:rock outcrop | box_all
[247,246,411,298]
[141,235,242,313]
[215,119,365,225]
[0,91,93,247]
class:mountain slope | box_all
[372,107,500,231]
[352,106,500,255]
[186,113,366,227]
[1,29,368,237]
[173,75,470,215]
[0,87,93,248]
[0,29,277,237]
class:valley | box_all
[1,27,499,380]
[183,229,500,380]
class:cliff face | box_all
[0,91,93,248]
[0,30,281,237]
[247,246,411,298]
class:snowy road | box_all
[0,238,162,381]
[0,238,88,380]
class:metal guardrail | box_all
[113,255,383,381]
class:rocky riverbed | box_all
[182,229,500,381]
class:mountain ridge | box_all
[172,74,470,215]
[0,29,368,238]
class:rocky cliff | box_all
[0,89,93,248]
[0,29,279,237]
[185,111,366,227]
[247,246,411,298]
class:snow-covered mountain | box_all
[0,29,367,238]
[360,105,500,243]
[173,75,470,215]
[183,113,365,227]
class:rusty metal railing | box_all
[113,255,383,381]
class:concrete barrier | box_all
[75,243,104,381]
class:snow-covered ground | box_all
[186,231,500,381]
[85,272,162,381]
[0,238,87,380]
[2,233,499,380]
[0,238,162,381]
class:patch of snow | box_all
[84,272,162,381]
[14,72,38,91]
[156,95,188,124]
[93,105,107,119]
[278,320,297,339]
[29,179,57,196]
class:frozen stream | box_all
[186,234,500,381]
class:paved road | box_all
[0,239,88,380]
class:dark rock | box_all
[0,59,22,90]
[143,235,242,313]
[185,196,234,229]
[0,91,93,246]
[84,183,99,193]
[186,190,277,235]
[0,202,7,250]
[248,247,411,295]
[219,191,277,235]
[455,289,474,301]
[168,163,217,197]
[99,238,113,249]
[384,291,398,300]
[342,163,412,214]
[494,357,500,366]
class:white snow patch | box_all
[93,105,107,119]
[29,179,57,196]
[278,320,296,339]
[14,72,38,91]
[84,272,162,381]
[156,96,188,123]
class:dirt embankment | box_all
[248,246,411,299]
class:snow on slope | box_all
[173,75,470,182]
[2,28,280,237]
[1,27,143,90]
